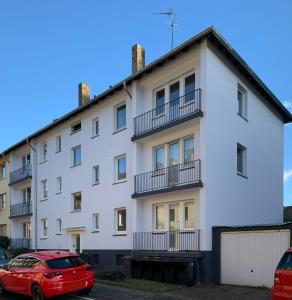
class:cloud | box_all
[282,100,292,112]
[284,169,292,182]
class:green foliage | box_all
[10,248,32,258]
[0,236,10,250]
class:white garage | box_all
[220,229,290,288]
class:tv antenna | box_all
[153,8,177,50]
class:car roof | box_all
[19,250,79,261]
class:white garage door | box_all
[221,230,290,288]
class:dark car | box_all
[0,248,10,266]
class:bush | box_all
[0,236,10,250]
[80,253,92,264]
[10,248,32,257]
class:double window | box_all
[22,222,31,238]
[0,164,6,180]
[0,194,6,210]
[22,187,31,204]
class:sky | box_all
[0,0,291,204]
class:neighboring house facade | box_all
[0,156,10,237]
[0,27,291,282]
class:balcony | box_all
[133,230,200,252]
[10,164,32,185]
[10,238,31,249]
[132,160,202,198]
[10,203,32,218]
[132,89,202,141]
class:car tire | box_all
[80,287,92,295]
[32,285,46,300]
[0,280,5,295]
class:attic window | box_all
[71,122,81,134]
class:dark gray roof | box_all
[1,26,291,156]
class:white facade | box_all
[6,29,288,264]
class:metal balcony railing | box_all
[133,160,201,196]
[133,89,202,140]
[10,238,31,249]
[10,202,32,218]
[10,164,32,185]
[133,230,200,252]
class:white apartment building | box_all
[2,27,291,283]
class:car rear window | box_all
[277,252,292,270]
[47,256,87,269]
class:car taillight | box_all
[274,275,280,284]
[44,271,63,279]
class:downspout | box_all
[26,139,37,252]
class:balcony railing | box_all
[10,164,32,185]
[10,202,32,218]
[133,230,200,252]
[10,238,31,249]
[133,160,202,197]
[132,89,202,140]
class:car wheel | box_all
[32,285,46,300]
[0,280,5,295]
[80,287,92,295]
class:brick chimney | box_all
[78,83,90,106]
[132,44,145,74]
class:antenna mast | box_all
[153,8,177,50]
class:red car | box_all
[0,250,95,300]
[273,248,292,299]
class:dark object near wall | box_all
[95,270,125,281]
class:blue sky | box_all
[0,0,291,204]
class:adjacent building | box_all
[0,155,10,237]
[0,27,291,282]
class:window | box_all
[155,89,165,115]
[277,252,292,270]
[22,154,31,167]
[184,201,195,229]
[116,208,126,232]
[0,224,7,236]
[154,146,165,170]
[56,136,62,153]
[22,222,31,238]
[92,213,100,232]
[56,218,62,234]
[92,166,100,185]
[22,187,31,204]
[116,103,126,131]
[72,192,82,211]
[41,143,47,162]
[71,121,81,134]
[46,256,87,269]
[183,137,194,164]
[155,205,165,230]
[92,118,99,137]
[184,73,196,102]
[56,177,62,194]
[41,180,48,199]
[0,194,6,210]
[41,218,48,237]
[237,85,247,119]
[115,155,126,181]
[237,143,247,176]
[72,145,81,166]
[0,164,6,180]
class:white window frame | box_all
[72,145,81,167]
[237,84,248,120]
[154,204,166,231]
[183,201,195,230]
[41,180,48,200]
[114,154,126,183]
[237,143,247,177]
[0,193,7,210]
[0,163,6,180]
[70,121,82,134]
[56,177,62,194]
[56,136,62,153]
[41,218,48,238]
[114,101,127,132]
[115,208,127,234]
[92,117,99,137]
[41,142,48,162]
[92,213,100,232]
[92,165,100,185]
[72,192,82,212]
[56,218,62,235]
[22,222,31,238]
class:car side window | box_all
[278,253,292,270]
[0,249,7,259]
[8,257,25,268]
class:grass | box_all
[95,278,184,293]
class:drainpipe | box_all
[26,139,37,252]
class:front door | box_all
[70,233,81,253]
[169,203,180,250]
[169,82,180,121]
[168,142,180,185]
